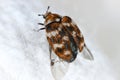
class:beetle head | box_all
[38,6,62,25]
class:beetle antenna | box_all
[46,6,50,13]
[38,14,44,16]
[38,6,50,17]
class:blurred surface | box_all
[0,0,120,80]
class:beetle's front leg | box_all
[33,22,45,32]
[38,23,44,25]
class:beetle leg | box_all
[39,27,45,30]
[49,45,52,60]
[34,27,45,32]
[49,46,64,66]
[49,46,54,66]
[38,23,44,25]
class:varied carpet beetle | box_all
[38,6,94,80]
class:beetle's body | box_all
[38,7,93,64]
[42,12,84,62]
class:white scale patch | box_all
[72,31,76,37]
[80,42,84,47]
[62,36,69,41]
[47,33,52,38]
[55,18,60,22]
[58,27,61,31]
[45,20,52,25]
[47,30,58,38]
[58,25,62,31]
[53,43,63,49]
[62,23,70,26]
[64,51,71,55]
[45,18,60,25]
[51,30,58,36]
[80,34,83,37]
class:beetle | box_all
[37,6,94,80]
[38,6,94,66]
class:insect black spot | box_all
[67,26,74,31]
[69,57,75,62]
[64,42,69,49]
[59,28,66,37]
[46,25,52,32]
[57,38,61,43]
[46,22,61,32]
[69,35,78,62]
[57,48,63,53]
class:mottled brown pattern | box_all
[61,16,85,52]
[62,16,72,23]
[45,12,84,62]
[46,21,75,62]
[54,41,73,62]
[46,22,61,32]
[45,13,61,24]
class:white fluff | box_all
[0,0,119,80]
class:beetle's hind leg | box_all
[49,46,55,66]
[49,46,62,66]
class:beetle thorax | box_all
[44,12,61,25]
